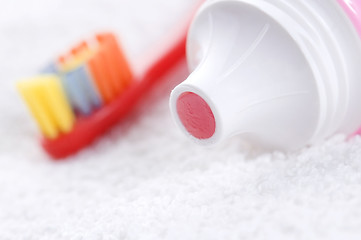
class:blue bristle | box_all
[81,65,103,108]
[60,65,102,116]
[61,70,92,115]
[41,62,59,74]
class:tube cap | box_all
[170,0,321,149]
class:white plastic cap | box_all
[170,0,323,149]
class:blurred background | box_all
[1,0,361,239]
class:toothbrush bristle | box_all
[60,46,95,73]
[17,32,134,139]
[88,51,114,103]
[17,75,75,139]
[96,33,133,95]
[99,42,123,96]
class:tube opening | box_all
[176,92,216,139]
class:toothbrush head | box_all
[17,33,134,142]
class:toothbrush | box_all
[17,2,203,159]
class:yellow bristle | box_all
[17,75,75,139]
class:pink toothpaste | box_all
[170,0,361,149]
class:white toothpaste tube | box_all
[170,0,361,150]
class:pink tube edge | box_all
[337,0,361,137]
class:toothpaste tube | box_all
[170,0,361,149]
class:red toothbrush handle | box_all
[42,35,187,159]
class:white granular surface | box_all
[1,0,361,239]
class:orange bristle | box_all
[97,34,133,89]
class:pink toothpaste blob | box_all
[338,0,361,137]
[170,0,361,150]
[176,92,216,139]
